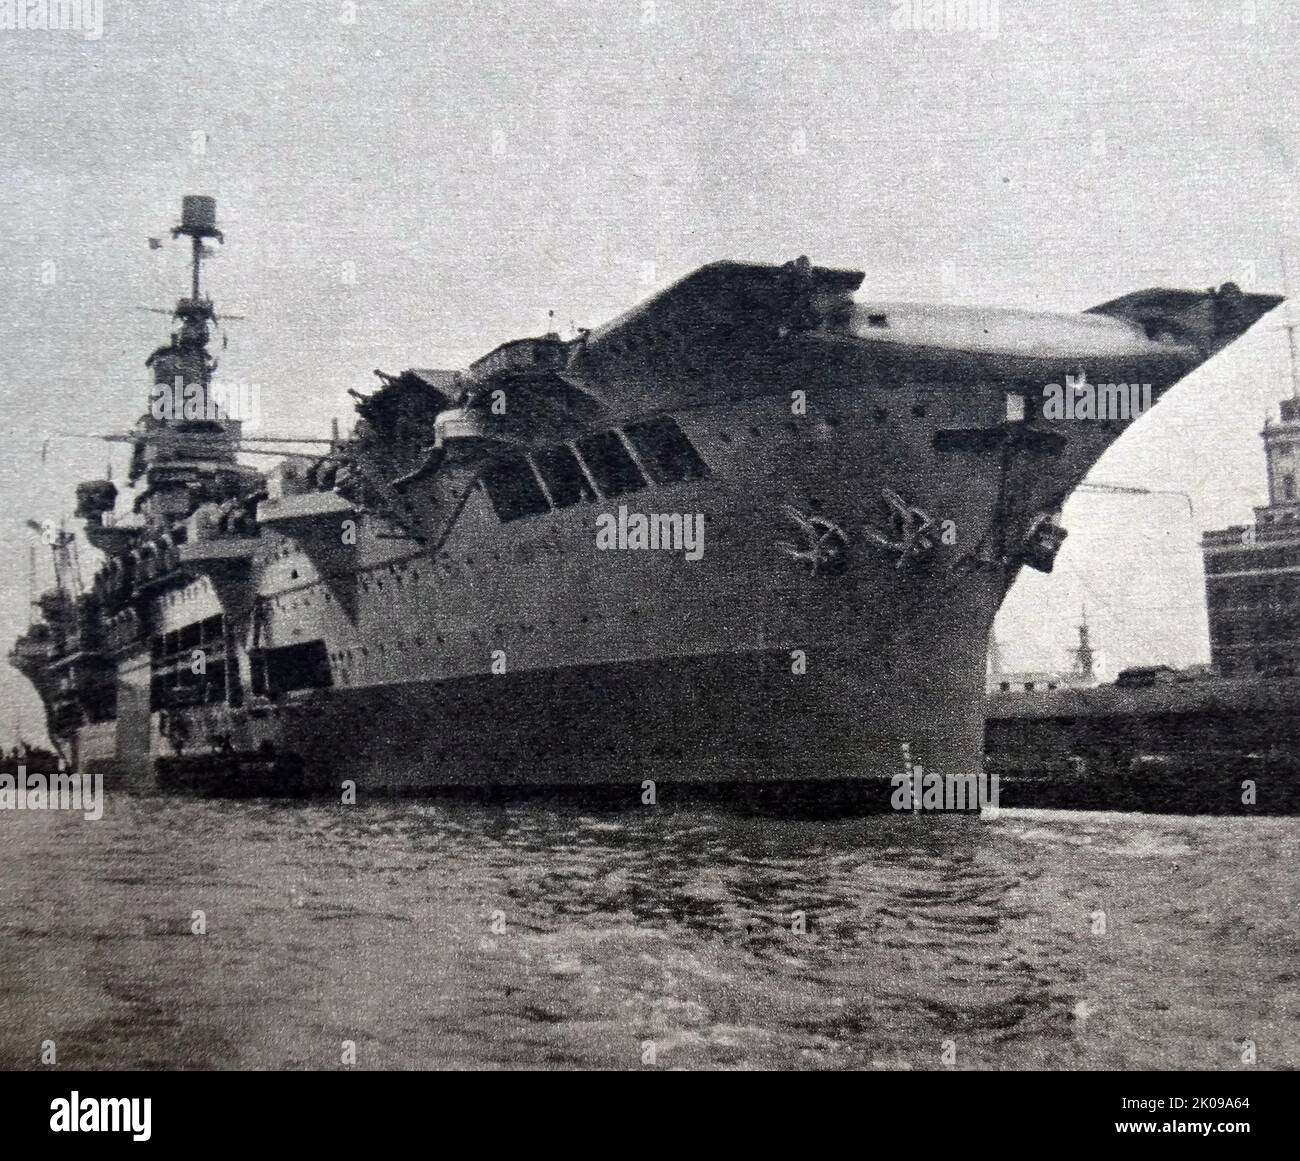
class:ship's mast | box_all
[175,196,223,287]
[1069,606,1096,682]
[122,196,262,533]
[170,194,223,391]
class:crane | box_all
[24,519,84,602]
[1076,481,1194,517]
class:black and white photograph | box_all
[0,0,1294,1120]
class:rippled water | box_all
[0,796,1295,1070]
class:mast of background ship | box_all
[1069,607,1096,684]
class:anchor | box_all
[776,505,849,576]
[862,487,938,568]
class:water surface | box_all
[0,797,1294,1070]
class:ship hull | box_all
[116,362,1024,796]
[22,264,1281,801]
[222,635,987,792]
[61,343,1202,794]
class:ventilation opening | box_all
[253,640,333,697]
[531,445,596,508]
[150,614,233,709]
[623,415,710,484]
[575,430,646,498]
[481,456,550,521]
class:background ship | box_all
[7,197,1283,797]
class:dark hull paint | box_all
[229,644,983,791]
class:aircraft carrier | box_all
[7,197,1283,797]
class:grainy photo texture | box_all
[0,0,1295,1098]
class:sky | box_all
[0,0,1297,745]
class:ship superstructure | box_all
[9,198,1283,795]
